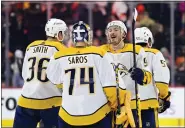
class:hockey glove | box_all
[129,68,144,85]
[158,91,171,113]
[115,106,128,125]
[115,91,135,128]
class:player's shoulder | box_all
[54,47,73,59]
[26,40,44,51]
[45,40,66,51]
[26,40,66,51]
[54,46,107,59]
[124,43,142,54]
[144,48,160,54]
[100,44,110,52]
[86,46,107,57]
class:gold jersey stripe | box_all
[26,40,66,51]
[144,47,160,54]
[140,99,159,109]
[18,95,62,109]
[100,43,142,54]
[59,103,111,126]
[54,46,106,59]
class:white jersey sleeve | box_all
[97,53,117,87]
[98,52,126,109]
[22,51,28,81]
[153,51,170,83]
[46,56,64,85]
[137,47,151,72]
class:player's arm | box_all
[97,52,124,109]
[54,42,66,52]
[51,44,66,88]
[129,48,152,85]
[98,52,135,127]
[46,55,64,85]
[153,51,171,113]
[22,51,28,81]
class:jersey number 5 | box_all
[160,60,166,67]
[27,57,50,82]
[65,67,95,95]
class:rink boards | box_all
[2,87,185,127]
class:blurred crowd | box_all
[1,2,185,87]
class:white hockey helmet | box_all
[134,27,154,47]
[45,18,68,41]
[106,20,127,34]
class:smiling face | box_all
[106,25,125,45]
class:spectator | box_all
[10,10,28,52]
[75,4,89,24]
[11,49,24,87]
[1,2,185,87]
[112,2,128,22]
[175,58,185,86]
[93,38,101,46]
[139,11,155,28]
[93,3,107,32]
[160,47,172,68]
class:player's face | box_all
[107,26,122,45]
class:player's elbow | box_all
[103,86,127,110]
[156,82,169,98]
[103,86,118,110]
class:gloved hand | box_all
[115,106,128,126]
[158,91,171,113]
[115,91,136,128]
[129,67,144,85]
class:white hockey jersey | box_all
[46,46,126,126]
[140,48,170,109]
[101,43,152,109]
[18,40,65,109]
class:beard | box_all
[109,37,122,45]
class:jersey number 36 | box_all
[27,57,50,82]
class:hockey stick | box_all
[131,8,140,128]
[111,63,122,128]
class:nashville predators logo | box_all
[111,63,129,78]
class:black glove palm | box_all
[158,91,171,113]
[129,68,144,85]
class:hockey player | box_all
[13,18,68,128]
[46,21,135,128]
[134,27,171,128]
[101,20,152,127]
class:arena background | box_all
[1,1,185,127]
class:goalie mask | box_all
[72,21,93,46]
[45,18,69,42]
[134,27,154,48]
